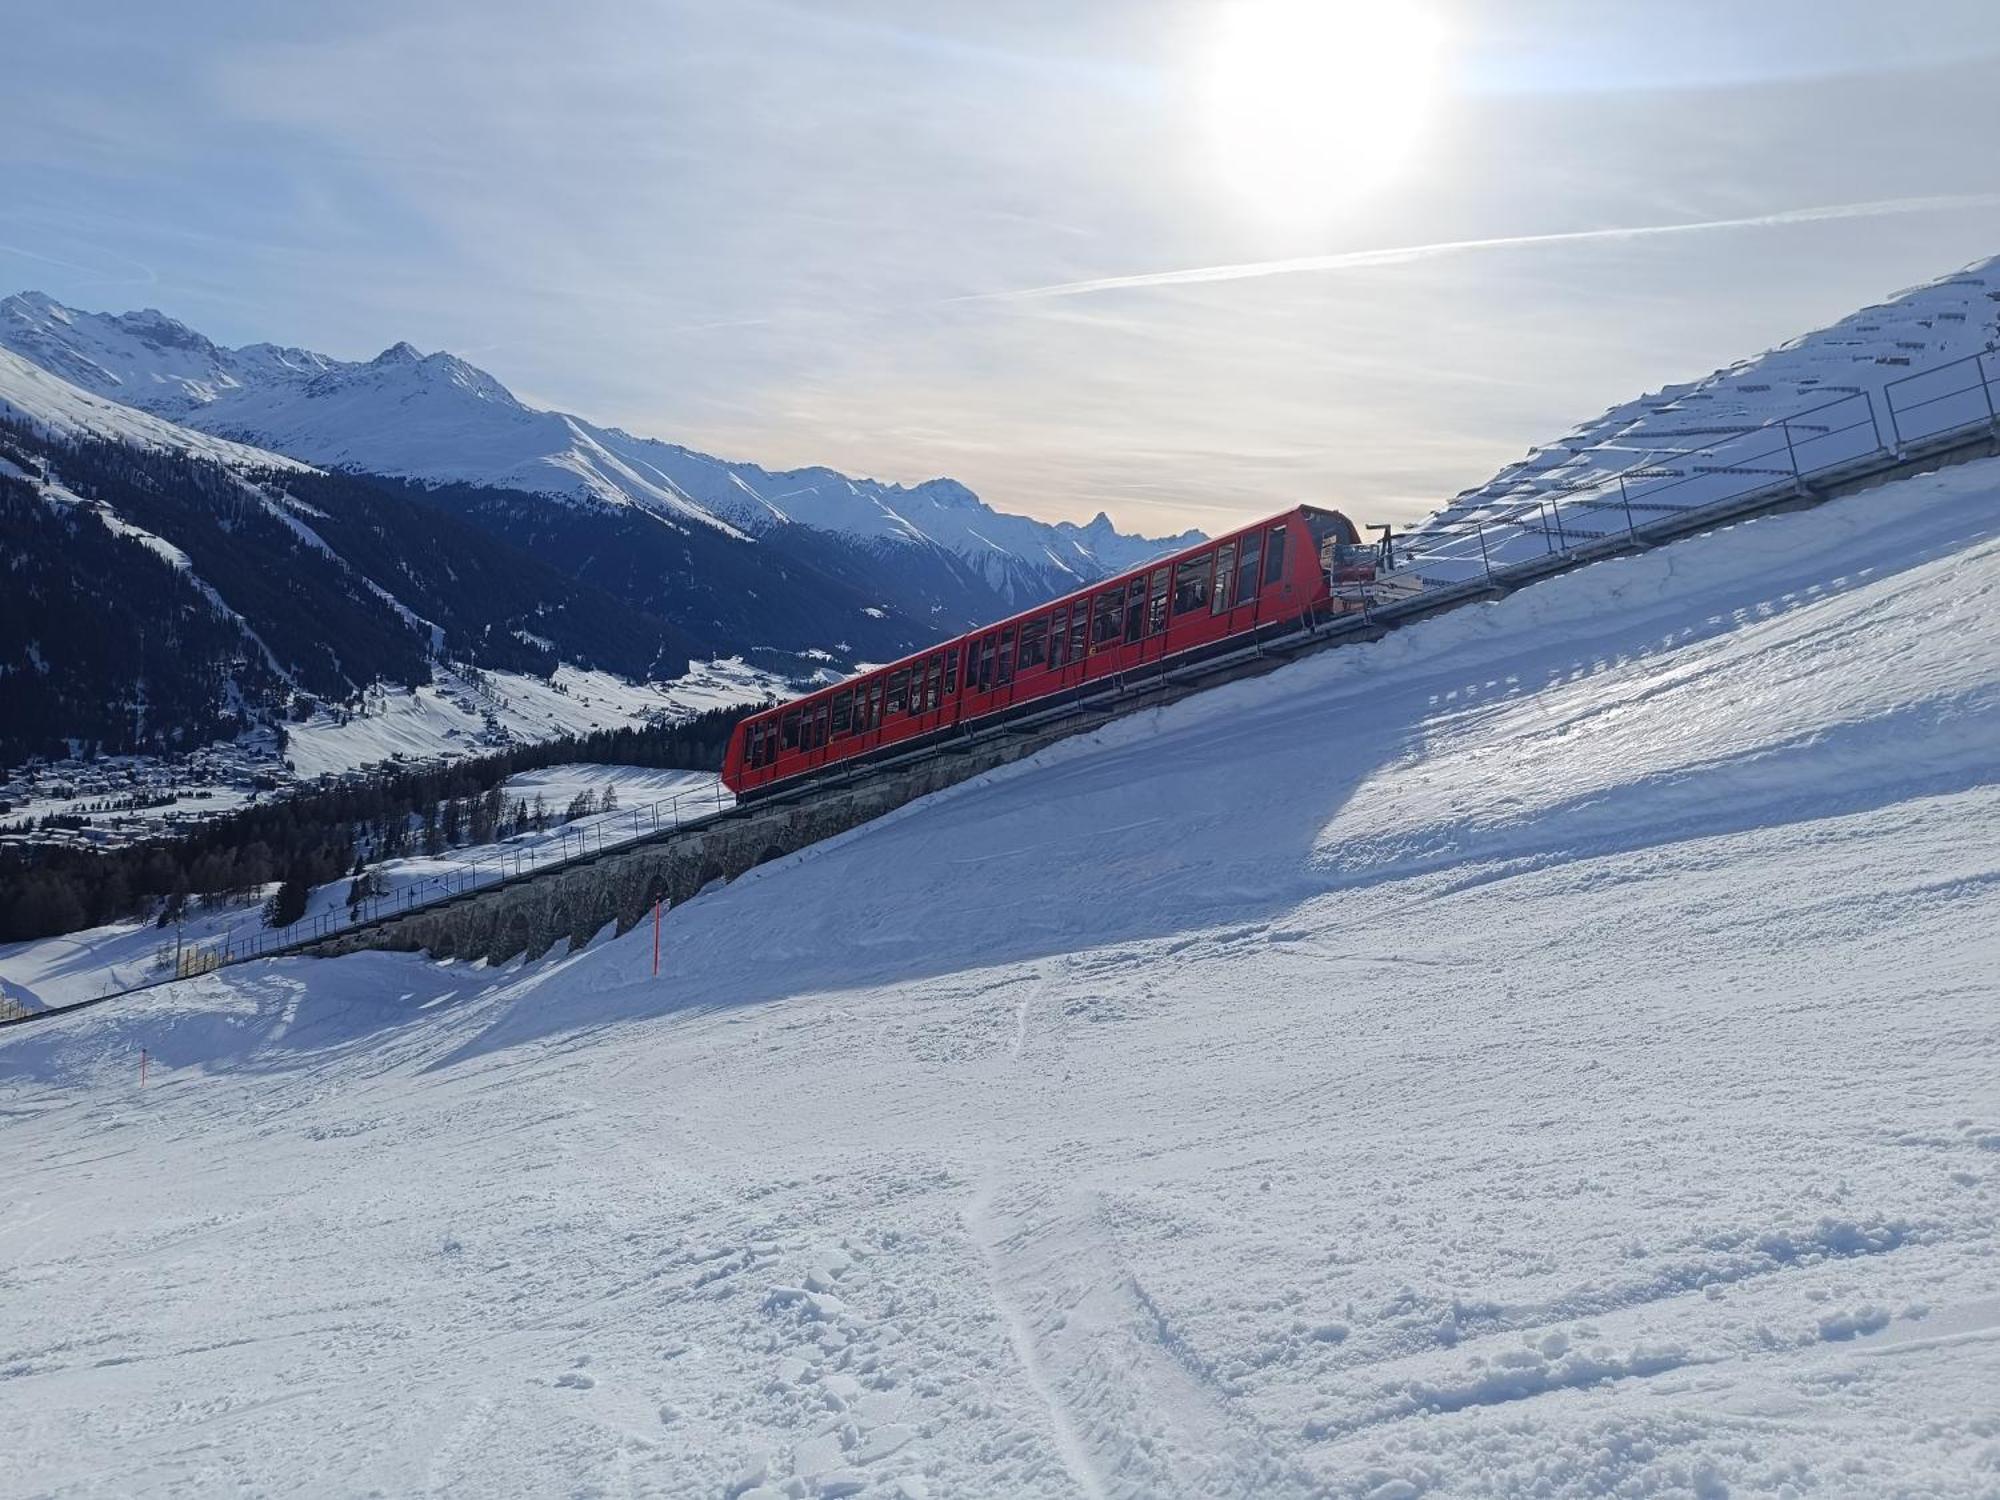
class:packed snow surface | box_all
[3,456,1998,1497]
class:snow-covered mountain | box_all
[0,292,1202,603]
[0,344,943,767]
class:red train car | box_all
[722,505,1374,799]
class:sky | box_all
[6,1,2000,536]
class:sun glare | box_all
[1201,0,1444,223]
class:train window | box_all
[781,710,802,750]
[1018,618,1048,672]
[867,681,884,728]
[1091,588,1123,647]
[1236,533,1262,604]
[944,646,961,696]
[1174,554,1212,614]
[1147,567,1170,633]
[812,704,830,749]
[1211,542,1237,614]
[1123,577,1146,642]
[1050,608,1071,668]
[886,669,911,716]
[1067,604,1089,661]
[976,635,996,691]
[1264,525,1288,585]
[832,691,854,736]
[997,628,1016,685]
[923,654,942,711]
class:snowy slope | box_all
[279,658,788,781]
[0,293,1201,599]
[4,450,1996,1496]
[0,344,310,473]
[1399,254,2000,580]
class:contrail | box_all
[958,194,2000,303]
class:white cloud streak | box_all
[962,194,2000,303]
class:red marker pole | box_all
[652,900,662,978]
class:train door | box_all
[1233,531,1263,621]
[1262,521,1297,620]
[1144,566,1171,659]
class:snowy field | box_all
[281,657,784,782]
[2,457,1997,1498]
[0,658,777,852]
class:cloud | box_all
[960,194,2000,303]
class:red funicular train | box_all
[722,505,1380,799]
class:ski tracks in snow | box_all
[962,1177,1311,1500]
[964,956,1311,1500]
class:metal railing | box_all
[148,778,734,980]
[1400,346,1999,584]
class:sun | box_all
[1200,0,1444,224]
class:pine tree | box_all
[263,861,312,929]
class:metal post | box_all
[1534,502,1555,554]
[1979,352,1997,424]
[1551,500,1568,552]
[1885,388,1904,453]
[1862,390,1886,454]
[1780,419,1801,486]
[1618,476,1637,539]
[1474,521,1493,581]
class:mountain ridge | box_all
[0,292,1205,604]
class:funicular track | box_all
[7,365,1998,1028]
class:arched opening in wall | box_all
[754,845,787,868]
[696,861,727,894]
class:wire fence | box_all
[168,777,734,976]
[1399,348,1999,585]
